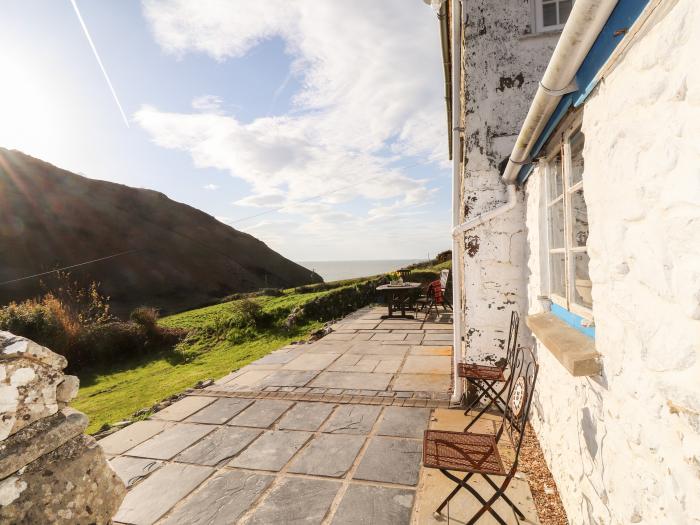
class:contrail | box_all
[70,0,129,127]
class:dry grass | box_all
[519,424,569,525]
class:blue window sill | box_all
[551,303,595,339]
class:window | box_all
[535,0,573,32]
[545,127,591,318]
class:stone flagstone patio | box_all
[99,305,539,524]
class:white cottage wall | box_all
[459,0,558,363]
[525,1,700,523]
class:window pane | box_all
[549,252,566,297]
[549,199,565,249]
[573,252,592,308]
[559,0,573,24]
[571,189,588,247]
[542,3,557,27]
[570,130,584,185]
[547,156,563,201]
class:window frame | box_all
[534,0,574,33]
[541,112,592,321]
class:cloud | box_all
[192,95,223,113]
[138,0,450,258]
[203,183,219,190]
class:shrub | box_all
[0,279,184,372]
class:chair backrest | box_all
[497,346,539,468]
[504,311,520,371]
[439,269,450,289]
[428,280,444,304]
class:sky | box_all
[0,0,451,262]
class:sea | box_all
[297,259,424,282]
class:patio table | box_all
[376,282,422,319]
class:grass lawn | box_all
[72,289,327,434]
[72,324,320,434]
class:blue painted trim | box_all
[551,303,595,339]
[517,0,650,185]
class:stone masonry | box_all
[0,331,125,524]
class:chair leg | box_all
[482,474,526,520]
[438,470,507,525]
[464,380,509,432]
[465,474,515,525]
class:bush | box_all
[0,279,184,372]
[286,278,384,328]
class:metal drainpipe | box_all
[450,0,464,405]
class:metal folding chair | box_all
[457,311,519,431]
[423,346,539,524]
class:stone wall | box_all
[457,0,559,363]
[0,331,125,523]
[525,1,700,523]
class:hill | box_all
[0,148,321,316]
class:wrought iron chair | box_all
[457,311,519,431]
[439,269,453,310]
[423,346,539,524]
[415,280,448,319]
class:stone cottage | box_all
[437,0,700,523]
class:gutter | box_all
[502,0,619,184]
[449,0,464,404]
[438,2,452,160]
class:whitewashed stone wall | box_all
[0,331,125,523]
[525,1,700,523]
[458,0,558,363]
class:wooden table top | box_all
[376,282,422,291]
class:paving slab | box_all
[252,349,305,365]
[277,402,335,431]
[377,407,431,438]
[331,484,415,525]
[225,369,276,390]
[409,345,452,356]
[108,456,162,488]
[322,405,382,434]
[257,369,320,388]
[354,437,422,486]
[413,470,540,524]
[151,396,216,422]
[282,352,340,371]
[371,332,407,341]
[246,477,340,525]
[423,332,454,341]
[374,358,403,373]
[310,371,393,390]
[126,423,214,460]
[401,355,451,375]
[392,373,451,392]
[229,429,311,471]
[185,398,254,424]
[288,434,366,477]
[377,322,423,330]
[347,344,409,357]
[403,334,424,344]
[229,399,294,427]
[161,470,273,525]
[322,332,356,341]
[305,342,353,354]
[176,426,262,466]
[328,355,380,373]
[99,420,170,455]
[114,463,213,525]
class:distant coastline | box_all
[297,259,424,282]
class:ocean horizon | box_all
[297,259,425,282]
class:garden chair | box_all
[458,311,519,431]
[415,279,448,319]
[439,268,453,310]
[423,346,539,524]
